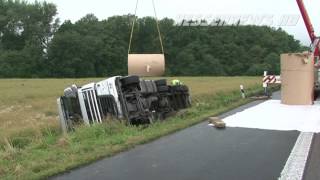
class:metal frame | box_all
[77,83,103,124]
[57,98,68,133]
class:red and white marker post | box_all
[263,71,281,96]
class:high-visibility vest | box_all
[172,79,182,85]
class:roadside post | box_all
[240,85,246,99]
[263,71,268,96]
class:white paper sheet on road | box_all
[223,100,320,132]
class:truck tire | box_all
[181,85,189,92]
[140,80,158,94]
[157,86,169,92]
[155,79,167,86]
[170,85,180,91]
[121,76,140,86]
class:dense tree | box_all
[0,1,308,77]
[0,0,59,77]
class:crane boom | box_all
[296,0,319,59]
[297,0,316,42]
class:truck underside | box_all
[57,76,191,132]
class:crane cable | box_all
[128,0,164,54]
[152,0,164,54]
[127,0,139,54]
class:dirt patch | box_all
[14,164,23,174]
[0,106,14,114]
[24,105,32,109]
[126,136,145,145]
[56,137,69,147]
[0,105,32,115]
[0,166,5,176]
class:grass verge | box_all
[0,84,276,180]
[0,77,260,138]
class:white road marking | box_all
[279,132,314,180]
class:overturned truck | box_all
[57,76,191,133]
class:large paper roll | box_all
[128,54,165,76]
[281,52,314,105]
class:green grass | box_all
[0,77,270,179]
[0,77,260,138]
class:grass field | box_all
[0,77,263,179]
[0,77,260,138]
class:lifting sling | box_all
[127,0,165,77]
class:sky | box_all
[28,0,319,46]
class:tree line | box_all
[0,0,306,78]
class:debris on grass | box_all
[0,106,14,114]
[249,95,270,100]
[14,164,23,174]
[0,167,4,176]
[56,137,70,147]
[3,138,15,153]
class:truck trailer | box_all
[57,76,191,133]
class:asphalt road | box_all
[304,134,320,180]
[52,92,301,180]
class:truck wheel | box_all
[170,85,180,91]
[181,85,189,92]
[155,79,167,86]
[121,76,140,86]
[157,86,169,92]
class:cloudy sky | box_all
[28,0,319,46]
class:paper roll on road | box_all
[281,52,314,105]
